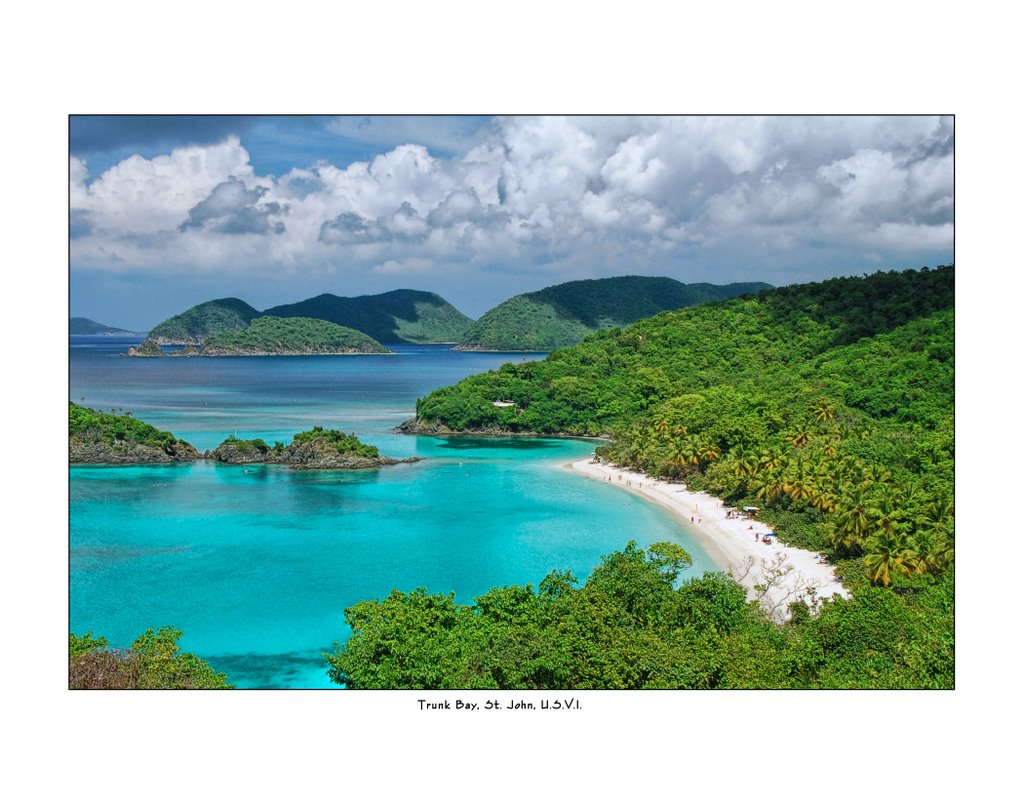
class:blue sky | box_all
[70,115,954,330]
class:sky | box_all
[69,115,954,331]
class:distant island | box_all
[206,426,417,469]
[143,289,473,348]
[263,289,473,344]
[129,316,390,357]
[129,277,778,356]
[70,317,137,336]
[201,316,388,356]
[147,298,261,345]
[69,402,199,464]
[455,276,773,351]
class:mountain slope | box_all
[199,316,390,355]
[412,266,953,436]
[148,298,261,345]
[263,289,474,343]
[456,276,772,351]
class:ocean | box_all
[69,336,717,688]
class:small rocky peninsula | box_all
[69,403,199,464]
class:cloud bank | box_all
[70,116,953,290]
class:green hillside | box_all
[333,266,954,688]
[70,317,134,335]
[148,298,261,344]
[200,316,390,355]
[456,276,772,351]
[263,289,473,343]
[414,264,954,581]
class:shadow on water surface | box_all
[205,649,334,689]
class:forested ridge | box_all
[457,275,771,351]
[328,266,954,689]
[201,316,389,354]
[148,297,261,344]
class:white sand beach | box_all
[568,456,849,620]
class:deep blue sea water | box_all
[69,336,717,688]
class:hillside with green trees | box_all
[70,317,135,335]
[263,288,474,343]
[69,402,199,463]
[70,627,232,689]
[148,297,261,344]
[338,266,954,688]
[456,276,772,351]
[199,316,390,355]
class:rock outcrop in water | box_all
[206,427,418,469]
[127,338,163,357]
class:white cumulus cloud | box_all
[70,116,954,287]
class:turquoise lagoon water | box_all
[70,337,717,688]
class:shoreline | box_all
[565,456,849,620]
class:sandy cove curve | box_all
[566,456,849,620]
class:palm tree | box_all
[863,531,919,586]
[834,486,880,543]
[632,428,656,467]
[810,399,836,423]
[824,522,861,556]
[736,451,760,478]
[697,441,721,469]
[810,487,838,514]
[819,436,840,457]
[758,449,784,473]
[750,470,783,503]
[668,437,695,475]
[786,423,814,447]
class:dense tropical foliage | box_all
[416,267,953,588]
[458,275,771,351]
[200,316,389,354]
[70,627,233,689]
[325,267,956,688]
[325,540,953,689]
